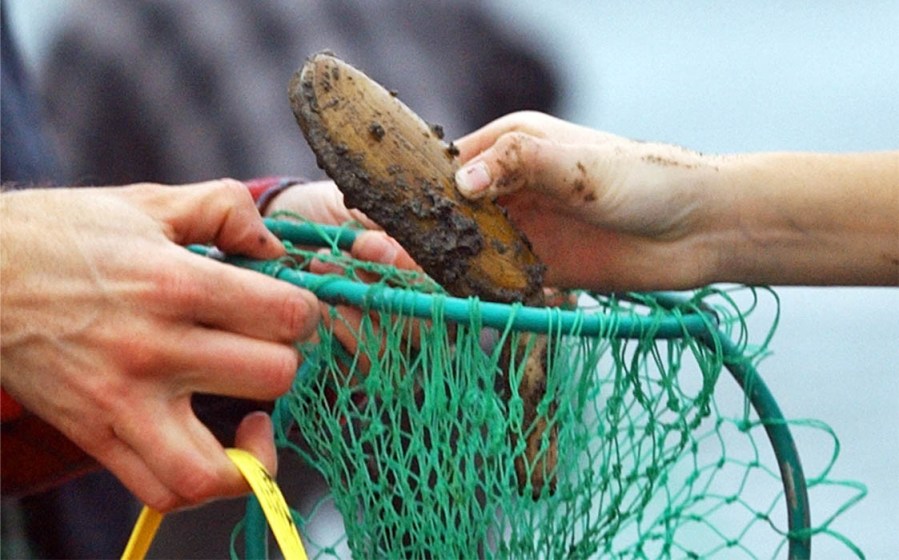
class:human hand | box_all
[453,111,723,291]
[265,179,418,276]
[454,112,899,288]
[265,180,420,364]
[0,180,320,511]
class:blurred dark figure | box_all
[43,0,558,186]
[15,1,558,557]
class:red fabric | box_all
[245,176,283,202]
[1,388,24,422]
[1,411,99,496]
[2,390,99,496]
[245,176,305,214]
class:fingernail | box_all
[455,161,491,196]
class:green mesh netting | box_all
[215,218,865,559]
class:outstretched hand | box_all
[454,111,898,288]
[452,111,721,291]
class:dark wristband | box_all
[245,176,307,214]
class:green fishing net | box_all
[214,218,865,559]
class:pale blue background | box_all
[485,3,899,557]
[8,1,898,557]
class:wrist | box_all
[697,152,809,285]
[637,147,735,288]
[705,152,899,285]
[687,153,753,285]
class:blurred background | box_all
[4,1,897,558]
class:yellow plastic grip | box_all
[120,507,163,560]
[225,448,307,559]
[121,448,307,560]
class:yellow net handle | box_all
[121,448,308,560]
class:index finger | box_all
[129,179,286,260]
[160,249,320,343]
[454,111,558,163]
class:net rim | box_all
[196,219,812,559]
[191,219,720,340]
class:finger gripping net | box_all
[227,219,864,559]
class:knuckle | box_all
[229,180,257,210]
[124,182,163,196]
[502,110,544,130]
[491,132,538,192]
[496,131,539,165]
[171,464,224,506]
[77,423,119,460]
[516,109,542,122]
[206,178,254,215]
[216,177,249,199]
[507,110,556,135]
[112,332,160,379]
[145,490,182,514]
[153,266,203,309]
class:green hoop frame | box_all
[194,219,811,559]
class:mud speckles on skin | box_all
[368,122,385,141]
[573,162,589,197]
[446,142,460,158]
[642,154,697,169]
[495,163,521,192]
[493,140,525,191]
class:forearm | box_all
[707,151,899,285]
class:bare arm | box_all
[453,111,898,290]
[711,151,898,286]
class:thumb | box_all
[234,411,278,477]
[133,179,285,260]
